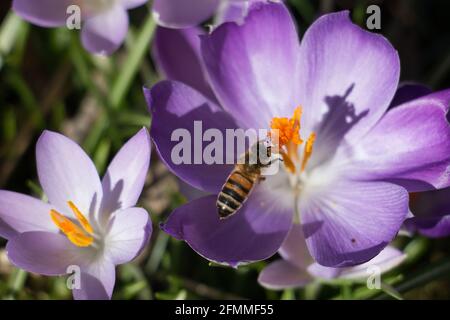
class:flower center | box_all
[269,106,316,175]
[49,201,94,247]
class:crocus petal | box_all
[105,208,152,265]
[278,224,314,268]
[201,1,300,129]
[12,0,72,27]
[6,231,89,275]
[120,0,148,9]
[215,0,255,25]
[81,4,129,55]
[0,191,58,239]
[72,258,116,300]
[161,193,293,266]
[258,260,313,290]
[36,131,102,218]
[145,81,237,194]
[152,0,220,28]
[298,11,400,145]
[301,180,409,267]
[178,179,210,201]
[308,246,406,280]
[101,128,151,215]
[349,90,450,192]
[389,83,432,108]
[152,26,216,101]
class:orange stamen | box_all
[269,107,305,174]
[279,150,296,174]
[50,206,94,247]
[269,107,304,148]
[67,201,94,234]
[301,132,316,172]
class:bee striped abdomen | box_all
[217,170,256,219]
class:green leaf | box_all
[93,138,111,174]
[289,0,315,23]
[0,13,29,70]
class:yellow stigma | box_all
[269,106,316,174]
[49,202,94,247]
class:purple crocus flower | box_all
[387,84,450,239]
[12,0,147,54]
[0,128,152,300]
[152,0,262,28]
[258,225,406,290]
[145,2,450,268]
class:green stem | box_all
[403,236,430,266]
[109,14,156,110]
[6,268,28,300]
[341,283,353,300]
[380,283,403,300]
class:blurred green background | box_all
[0,0,450,300]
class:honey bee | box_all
[216,140,280,219]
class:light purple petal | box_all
[301,180,409,267]
[215,0,256,25]
[297,11,400,145]
[161,192,293,266]
[308,246,406,280]
[278,224,314,269]
[389,83,432,108]
[81,4,129,55]
[105,207,152,265]
[120,0,148,9]
[6,231,89,276]
[36,130,102,219]
[306,263,340,279]
[201,1,300,129]
[101,128,151,215]
[0,191,58,239]
[152,26,216,101]
[152,0,220,28]
[12,0,72,27]
[72,258,116,300]
[144,81,237,194]
[349,90,450,192]
[258,260,313,290]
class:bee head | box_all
[253,140,271,165]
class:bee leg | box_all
[259,176,266,182]
[266,156,283,166]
